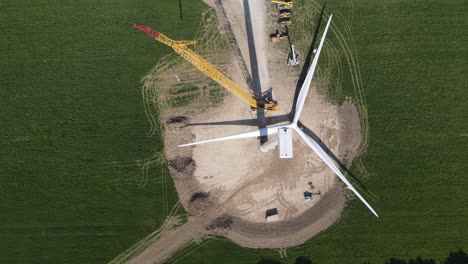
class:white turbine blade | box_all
[294,127,379,217]
[178,125,286,147]
[293,14,333,124]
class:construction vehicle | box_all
[278,17,291,25]
[271,0,293,8]
[288,45,300,67]
[270,29,288,42]
[135,25,278,111]
[279,9,291,18]
[285,25,299,67]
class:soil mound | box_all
[207,215,234,234]
[169,156,195,172]
[166,116,188,125]
[168,156,196,179]
[188,192,213,215]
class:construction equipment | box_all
[135,25,278,111]
[279,9,291,18]
[288,45,300,67]
[271,0,293,8]
[278,17,291,25]
[270,29,288,42]
[285,25,299,67]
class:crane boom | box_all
[271,0,293,7]
[135,25,278,111]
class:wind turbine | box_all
[178,14,378,217]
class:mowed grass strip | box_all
[165,0,467,263]
[0,0,207,263]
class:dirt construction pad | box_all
[127,0,363,263]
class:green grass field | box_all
[0,0,208,263]
[1,0,466,263]
[164,0,467,263]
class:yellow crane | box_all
[135,25,278,111]
[271,0,293,8]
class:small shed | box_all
[265,208,279,222]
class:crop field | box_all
[0,0,208,263]
[1,0,466,263]
[164,0,467,263]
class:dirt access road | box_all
[125,0,362,263]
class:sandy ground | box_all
[126,0,362,263]
[188,0,360,226]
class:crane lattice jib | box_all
[135,25,278,111]
[271,0,293,7]
[173,45,257,107]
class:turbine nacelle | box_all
[264,123,297,159]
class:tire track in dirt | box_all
[306,0,371,180]
[167,236,221,263]
[109,215,184,264]
[308,1,379,201]
[103,151,165,188]
[125,145,284,264]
